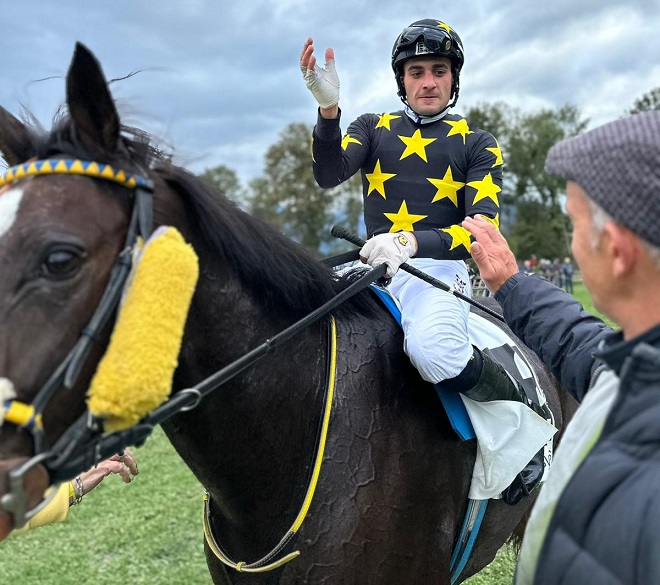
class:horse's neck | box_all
[164,256,330,548]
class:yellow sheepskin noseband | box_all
[87,226,199,432]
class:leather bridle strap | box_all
[0,158,153,528]
[44,263,388,485]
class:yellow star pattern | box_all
[485,142,503,167]
[441,225,473,252]
[427,167,465,206]
[365,160,396,199]
[375,113,401,130]
[437,21,453,33]
[468,173,502,205]
[398,129,436,162]
[444,119,474,144]
[342,133,362,150]
[384,201,428,232]
[482,213,500,228]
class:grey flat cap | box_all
[545,111,660,247]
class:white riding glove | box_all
[360,232,417,278]
[301,56,340,109]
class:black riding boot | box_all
[461,349,552,506]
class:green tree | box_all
[466,103,587,260]
[249,122,363,256]
[199,164,247,207]
[508,199,571,262]
[465,101,513,147]
[628,87,660,114]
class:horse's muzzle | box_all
[0,457,50,539]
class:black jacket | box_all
[496,273,660,584]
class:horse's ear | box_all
[0,106,34,166]
[66,42,120,154]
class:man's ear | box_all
[605,222,639,279]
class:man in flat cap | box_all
[463,111,660,584]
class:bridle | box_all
[0,158,155,526]
[0,158,387,556]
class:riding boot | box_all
[462,349,552,506]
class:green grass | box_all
[0,427,211,584]
[0,281,611,584]
[570,280,616,328]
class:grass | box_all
[0,427,211,584]
[0,280,611,584]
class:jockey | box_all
[301,19,553,504]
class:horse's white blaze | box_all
[0,378,18,428]
[0,185,25,240]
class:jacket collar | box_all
[596,324,660,375]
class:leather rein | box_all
[0,158,386,571]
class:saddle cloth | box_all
[370,284,557,500]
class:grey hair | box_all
[587,196,660,268]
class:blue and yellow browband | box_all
[0,159,153,191]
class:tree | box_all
[508,199,571,262]
[249,123,363,256]
[465,103,588,260]
[199,164,247,207]
[628,87,660,114]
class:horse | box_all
[0,43,576,584]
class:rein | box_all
[0,157,388,550]
[203,316,338,573]
[0,158,156,523]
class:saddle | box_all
[370,284,556,500]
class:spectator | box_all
[12,452,138,534]
[562,256,574,293]
[463,111,660,584]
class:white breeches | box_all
[388,258,472,384]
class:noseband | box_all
[0,158,154,527]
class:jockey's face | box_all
[402,56,453,116]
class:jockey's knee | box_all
[403,328,472,384]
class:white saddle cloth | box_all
[465,312,557,500]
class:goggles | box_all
[395,27,454,56]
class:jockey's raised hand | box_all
[300,38,340,117]
[360,232,418,278]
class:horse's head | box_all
[0,43,153,536]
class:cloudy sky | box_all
[1,0,659,186]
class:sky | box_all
[1,0,659,187]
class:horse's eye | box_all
[40,247,85,279]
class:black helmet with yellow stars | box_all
[391,19,465,108]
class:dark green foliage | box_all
[248,123,362,256]
[627,87,660,115]
[466,103,587,260]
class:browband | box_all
[0,159,153,191]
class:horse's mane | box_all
[156,162,372,320]
[11,113,373,322]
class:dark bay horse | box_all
[0,44,575,583]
